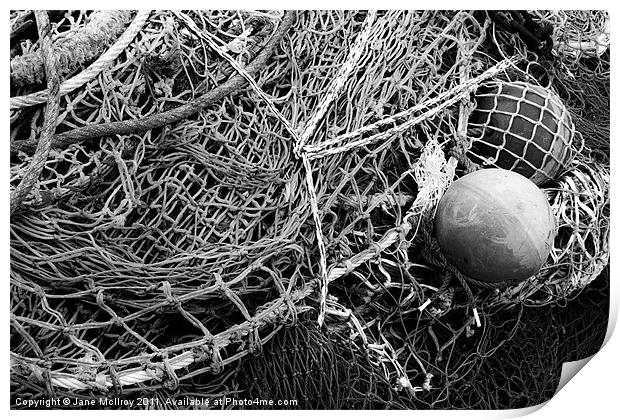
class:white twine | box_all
[291,11,377,326]
[295,10,378,154]
[303,58,516,160]
[10,10,151,110]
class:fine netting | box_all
[507,10,610,165]
[234,312,414,409]
[10,10,609,408]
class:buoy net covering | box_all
[467,81,575,186]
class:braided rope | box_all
[292,59,519,327]
[10,96,605,394]
[8,190,441,392]
[9,12,301,392]
[291,11,377,325]
[318,135,518,327]
[11,11,133,88]
[303,58,516,160]
[9,11,608,396]
[10,10,150,111]
[10,11,61,215]
[11,11,296,155]
[453,30,481,175]
[325,139,456,308]
[302,153,332,327]
[295,10,378,155]
[11,201,437,393]
[10,285,315,391]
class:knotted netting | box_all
[467,80,574,186]
[10,10,609,408]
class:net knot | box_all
[278,290,298,326]
[450,133,479,174]
[29,363,51,386]
[161,281,180,308]
[209,344,224,375]
[36,358,53,370]
[214,273,228,296]
[105,361,122,396]
[32,284,46,298]
[371,241,383,257]
[111,316,124,327]
[248,324,263,355]
[192,344,212,364]
[343,259,355,274]
[161,355,180,390]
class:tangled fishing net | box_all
[10,10,610,409]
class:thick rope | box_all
[298,53,511,326]
[301,153,332,327]
[11,11,297,155]
[10,10,150,110]
[10,11,607,395]
[9,12,299,391]
[297,58,517,326]
[303,58,516,160]
[452,29,481,175]
[10,11,62,215]
[11,11,133,87]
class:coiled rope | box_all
[10,10,151,111]
[11,11,297,155]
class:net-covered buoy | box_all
[434,168,556,284]
[467,81,574,186]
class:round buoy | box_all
[467,81,574,186]
[434,168,556,284]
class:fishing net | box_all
[10,10,610,409]
[467,80,574,186]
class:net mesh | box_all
[532,10,610,164]
[10,10,609,408]
[467,80,574,186]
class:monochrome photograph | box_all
[9,9,610,410]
